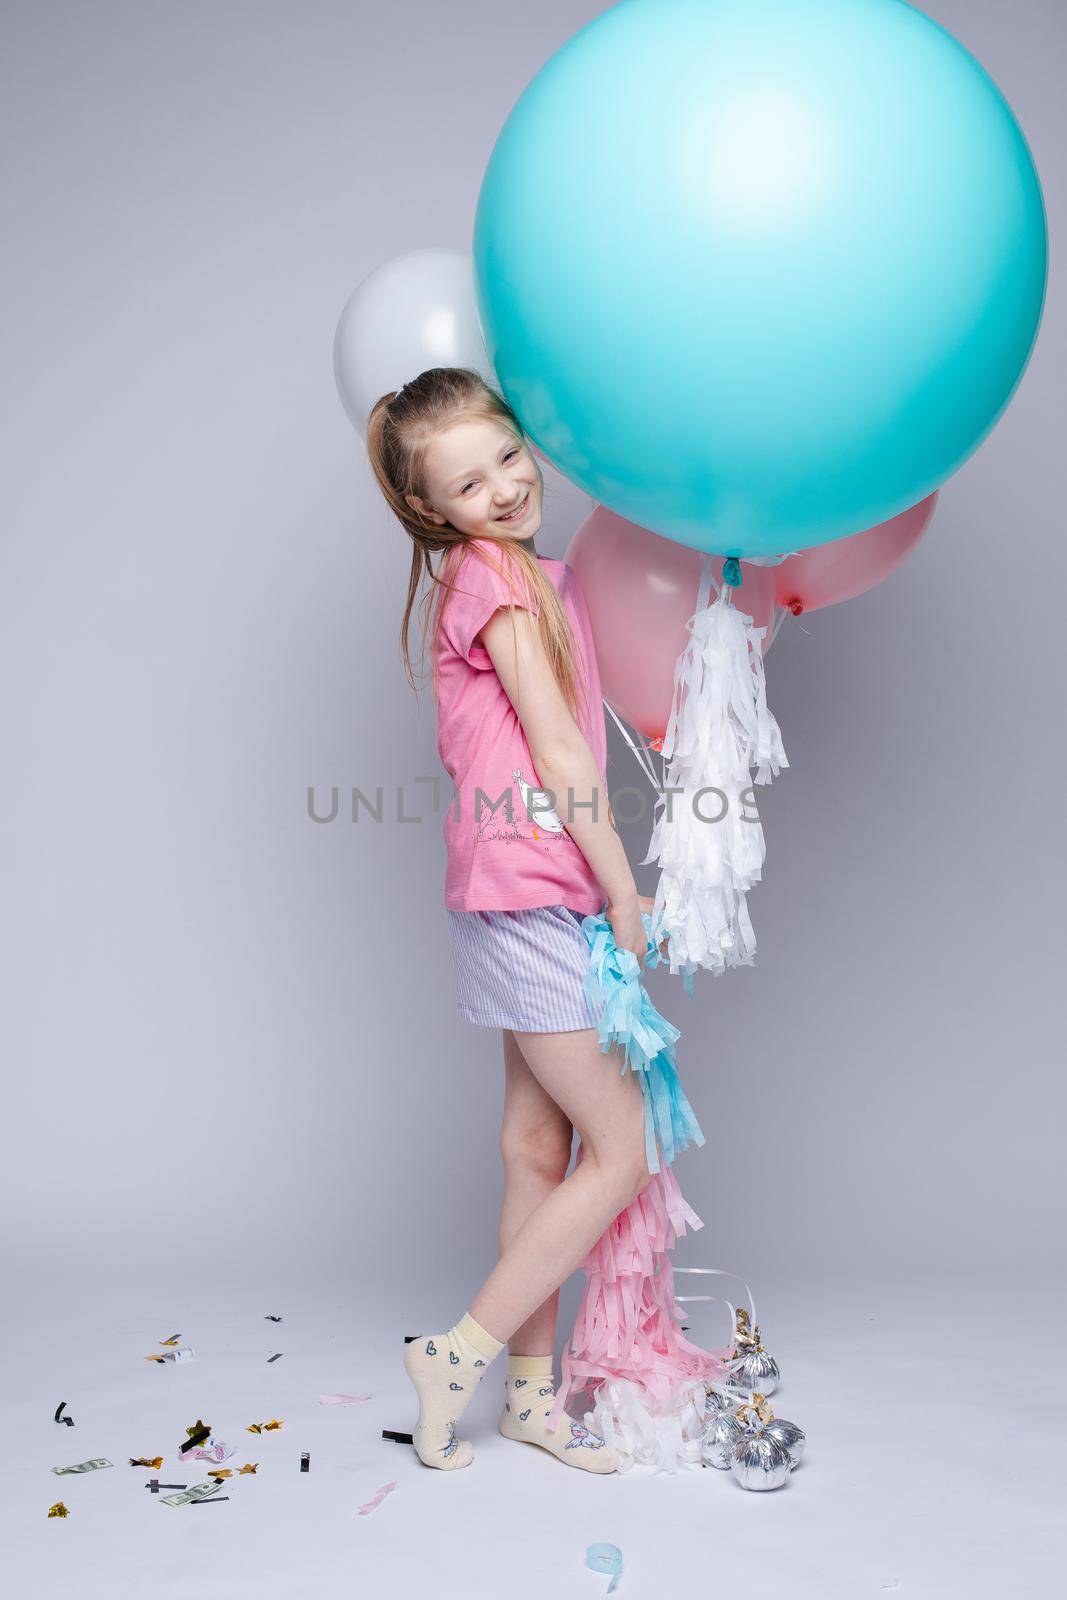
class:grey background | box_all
[3,0,1063,1328]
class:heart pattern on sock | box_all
[403,1315,504,1474]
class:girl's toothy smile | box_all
[495,491,530,523]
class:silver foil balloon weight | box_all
[727,1309,780,1396]
[732,1397,805,1481]
[730,1430,792,1491]
[701,1411,749,1470]
[729,1342,780,1397]
[703,1383,741,1418]
[762,1416,806,1470]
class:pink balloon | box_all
[565,508,777,744]
[774,493,938,616]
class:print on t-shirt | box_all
[512,769,564,831]
[474,767,567,848]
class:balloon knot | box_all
[787,598,804,616]
[722,556,742,587]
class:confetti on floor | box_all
[357,1480,397,1517]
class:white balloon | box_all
[332,247,496,438]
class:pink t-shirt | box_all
[433,539,609,913]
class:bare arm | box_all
[480,605,646,964]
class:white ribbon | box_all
[672,1266,758,1348]
[768,602,790,648]
[602,697,662,791]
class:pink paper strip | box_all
[358,1480,397,1516]
[549,1157,730,1431]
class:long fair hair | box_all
[364,366,587,725]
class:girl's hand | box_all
[608,896,647,968]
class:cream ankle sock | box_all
[499,1354,617,1474]
[402,1311,504,1470]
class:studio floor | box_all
[9,1272,1062,1599]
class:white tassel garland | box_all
[583,1376,709,1475]
[644,557,787,980]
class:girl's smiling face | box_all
[406,416,543,540]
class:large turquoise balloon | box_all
[473,0,1047,558]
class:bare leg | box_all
[468,1025,650,1345]
[497,1028,574,1357]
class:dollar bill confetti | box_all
[129,1457,163,1470]
[48,1502,69,1518]
[357,1481,397,1517]
[319,1394,371,1405]
[246,1419,283,1434]
[161,1481,223,1507]
[145,1348,195,1364]
[52,1458,113,1476]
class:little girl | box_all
[366,366,653,1475]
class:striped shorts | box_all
[446,903,605,1032]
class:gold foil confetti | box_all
[238,1462,259,1474]
[48,1501,69,1518]
[180,1419,211,1453]
[129,1456,163,1470]
[245,1419,283,1434]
